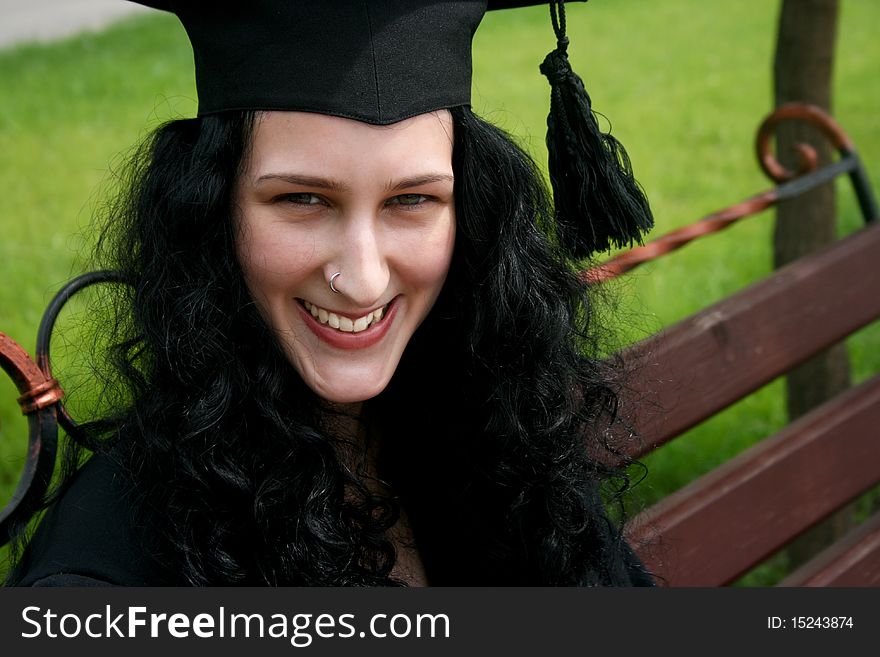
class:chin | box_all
[307,370,395,405]
[313,386,385,405]
[282,330,409,404]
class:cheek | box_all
[236,222,318,299]
[397,215,456,297]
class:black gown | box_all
[9,454,177,586]
[9,454,655,587]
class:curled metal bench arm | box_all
[0,270,125,546]
[585,103,878,284]
[35,270,127,437]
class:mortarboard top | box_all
[128,0,651,258]
[128,1,584,123]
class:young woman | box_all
[7,0,654,586]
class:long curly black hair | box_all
[14,106,647,585]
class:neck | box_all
[320,400,427,586]
[318,400,385,490]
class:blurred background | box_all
[1,0,877,584]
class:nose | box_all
[329,215,389,308]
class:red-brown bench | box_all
[600,104,880,586]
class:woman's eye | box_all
[280,193,323,205]
[388,194,429,207]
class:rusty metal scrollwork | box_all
[0,333,60,545]
[585,103,876,284]
[35,270,127,439]
[755,103,852,183]
[0,270,125,546]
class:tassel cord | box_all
[549,1,569,53]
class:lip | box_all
[296,296,399,350]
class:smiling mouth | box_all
[298,299,392,334]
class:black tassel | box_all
[539,0,653,258]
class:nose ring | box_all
[329,272,342,294]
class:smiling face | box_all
[235,110,456,404]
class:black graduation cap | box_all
[129,0,652,257]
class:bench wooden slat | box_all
[625,373,880,586]
[619,222,880,459]
[778,512,880,587]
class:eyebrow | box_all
[255,173,351,192]
[387,173,454,192]
[253,172,454,193]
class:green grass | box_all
[1,1,878,584]
[477,1,880,585]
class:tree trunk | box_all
[773,0,853,570]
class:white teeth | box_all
[302,299,389,334]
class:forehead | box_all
[246,110,454,175]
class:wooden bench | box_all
[2,105,878,588]
[595,104,880,586]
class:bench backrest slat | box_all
[778,512,880,586]
[619,222,880,460]
[626,373,880,586]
